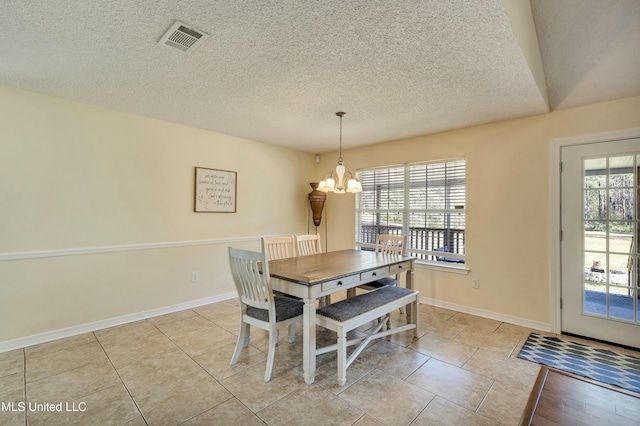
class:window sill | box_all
[415,260,470,275]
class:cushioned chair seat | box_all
[247,296,304,322]
[273,290,302,300]
[361,276,397,289]
[229,243,303,382]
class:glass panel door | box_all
[583,154,638,322]
[561,138,640,348]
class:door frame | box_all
[550,127,640,335]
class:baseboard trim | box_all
[1,293,552,353]
[0,292,237,353]
[419,296,552,332]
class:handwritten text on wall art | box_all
[194,167,236,213]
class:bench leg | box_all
[337,329,347,386]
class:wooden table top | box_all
[268,249,414,286]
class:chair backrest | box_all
[262,235,295,260]
[228,243,272,311]
[375,234,406,256]
[295,234,322,256]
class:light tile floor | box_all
[1,295,639,426]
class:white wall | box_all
[0,85,316,346]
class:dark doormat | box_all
[517,333,640,394]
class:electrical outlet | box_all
[472,278,480,289]
[191,271,200,283]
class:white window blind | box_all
[356,159,466,264]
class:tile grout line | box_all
[9,301,555,425]
[473,379,496,414]
[159,309,279,422]
[93,330,149,425]
[408,394,436,426]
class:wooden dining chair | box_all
[262,235,300,300]
[262,235,295,260]
[359,234,407,291]
[294,234,331,306]
[294,233,322,256]
[357,234,407,320]
[228,241,303,382]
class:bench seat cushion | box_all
[317,286,416,322]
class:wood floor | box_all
[522,367,640,425]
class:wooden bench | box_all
[315,285,419,385]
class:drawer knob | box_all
[398,265,403,269]
[337,281,343,286]
[372,272,377,276]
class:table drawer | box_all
[321,275,356,292]
[390,261,412,274]
[360,267,389,282]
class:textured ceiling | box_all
[531,0,640,110]
[0,1,638,153]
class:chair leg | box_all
[288,322,296,343]
[337,329,347,386]
[317,295,331,308]
[397,276,405,315]
[243,324,250,348]
[412,298,419,337]
[231,322,249,365]
[317,299,327,331]
[264,325,277,382]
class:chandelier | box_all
[317,112,362,194]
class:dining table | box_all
[268,249,415,384]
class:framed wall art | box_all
[194,167,237,213]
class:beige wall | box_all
[2,83,639,346]
[322,96,640,327]
[0,85,316,344]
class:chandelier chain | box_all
[338,112,344,164]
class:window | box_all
[356,159,466,265]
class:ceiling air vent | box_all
[158,21,209,53]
